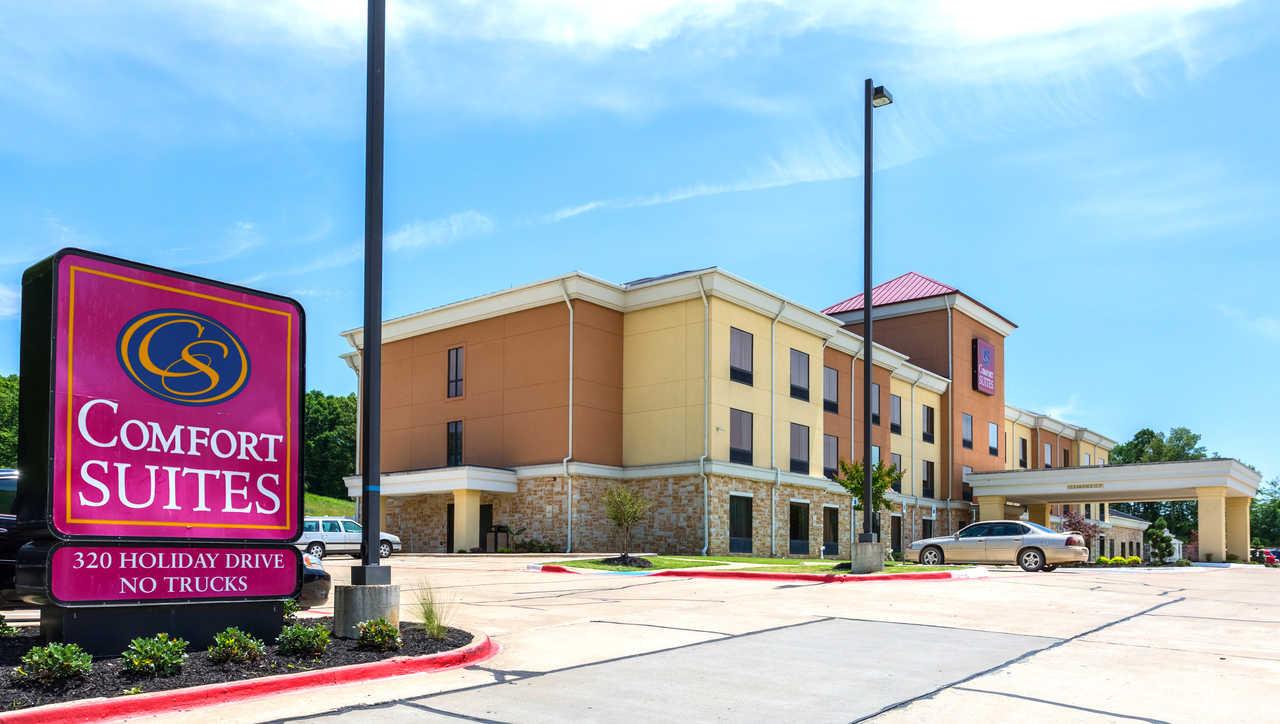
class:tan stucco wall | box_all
[621,299,706,466]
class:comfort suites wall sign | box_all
[17,249,304,608]
[971,337,996,396]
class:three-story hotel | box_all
[341,269,1122,558]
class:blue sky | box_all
[1,2,1277,478]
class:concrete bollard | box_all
[332,584,401,639]
[850,542,884,574]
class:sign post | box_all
[15,249,304,654]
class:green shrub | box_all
[122,633,188,677]
[1126,556,1142,566]
[277,623,329,657]
[0,614,17,638]
[13,643,93,687]
[208,627,266,664]
[282,597,300,623]
[416,583,451,641]
[1109,557,1127,566]
[1095,556,1111,566]
[1174,558,1192,566]
[356,618,402,651]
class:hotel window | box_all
[729,408,753,465]
[890,453,903,492]
[730,327,753,385]
[823,434,838,479]
[922,518,933,538]
[871,383,881,425]
[1018,438,1028,468]
[446,420,463,466]
[1043,442,1052,468]
[1099,503,1107,521]
[962,466,974,501]
[889,394,902,435]
[823,366,838,413]
[790,423,810,475]
[922,460,935,499]
[1083,452,1092,466]
[988,422,999,456]
[729,495,753,553]
[871,444,881,468]
[961,413,973,449]
[1085,503,1092,519]
[1062,449,1070,468]
[789,349,810,401]
[921,405,935,443]
[447,347,464,398]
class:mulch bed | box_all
[1,617,472,711]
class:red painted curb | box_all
[1,633,498,724]
[535,564,580,574]
[652,569,958,583]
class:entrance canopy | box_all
[965,459,1260,563]
[964,459,1259,504]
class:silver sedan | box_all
[907,520,1089,572]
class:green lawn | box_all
[552,556,730,572]
[304,492,356,517]
[741,562,967,575]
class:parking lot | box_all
[124,555,1279,723]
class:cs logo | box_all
[117,309,250,406]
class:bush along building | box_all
[339,269,1127,558]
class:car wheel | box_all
[379,540,393,559]
[306,542,325,559]
[920,546,944,566]
[1018,547,1045,572]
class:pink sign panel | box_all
[50,252,302,540]
[49,544,301,605]
[973,337,996,396]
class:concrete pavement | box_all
[115,556,1280,723]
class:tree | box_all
[1145,517,1174,563]
[0,374,16,468]
[303,390,357,498]
[603,485,652,558]
[832,458,902,522]
[1252,478,1280,547]
[1060,507,1100,549]
[1109,426,1209,539]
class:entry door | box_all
[822,507,838,555]
[789,503,810,555]
[730,496,753,553]
[891,516,903,557]
[446,504,454,553]
[480,504,494,552]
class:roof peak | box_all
[821,271,957,315]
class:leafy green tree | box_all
[1251,478,1280,547]
[833,458,901,520]
[603,485,652,557]
[303,390,357,498]
[0,374,15,468]
[1110,426,1209,539]
[1145,517,1174,563]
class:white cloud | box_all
[1044,394,1082,421]
[386,211,494,251]
[177,221,262,266]
[1218,305,1280,341]
[0,284,17,319]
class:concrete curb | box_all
[0,633,499,724]
[528,563,989,583]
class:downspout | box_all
[850,341,862,552]
[945,294,955,532]
[908,370,920,544]
[561,282,574,553]
[698,276,710,556]
[769,301,786,556]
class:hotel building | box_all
[341,269,1123,557]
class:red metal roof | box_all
[822,272,956,315]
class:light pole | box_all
[856,78,892,570]
[354,0,388,587]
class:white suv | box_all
[297,517,402,560]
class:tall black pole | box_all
[355,0,389,585]
[859,78,875,544]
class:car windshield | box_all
[1025,522,1056,534]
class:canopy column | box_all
[1226,497,1251,563]
[1196,486,1227,563]
[976,495,1006,523]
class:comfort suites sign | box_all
[18,249,303,606]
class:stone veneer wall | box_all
[380,472,973,557]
